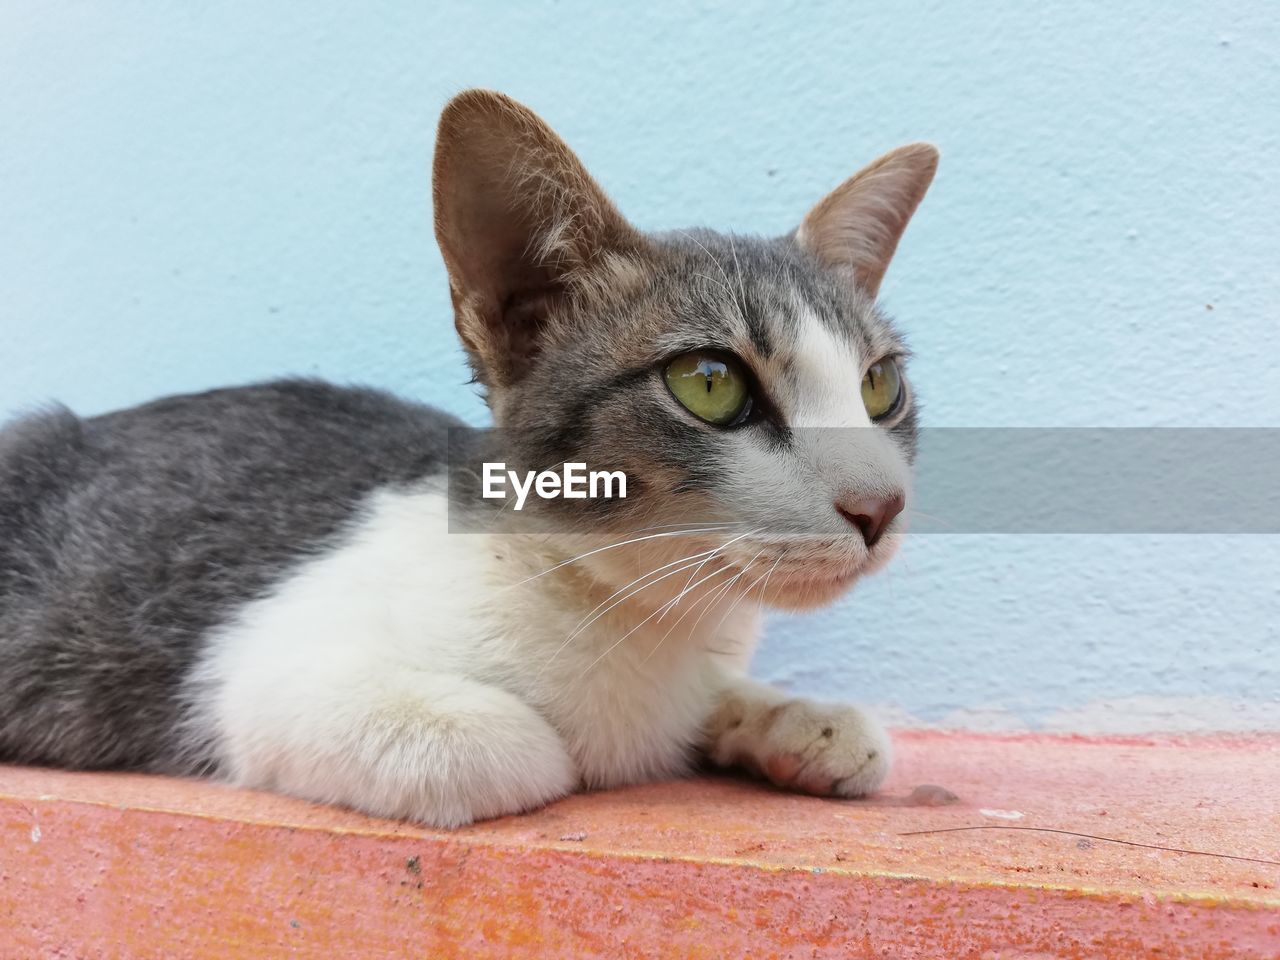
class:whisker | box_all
[728,234,751,323]
[703,556,788,658]
[678,230,750,327]
[626,520,745,534]
[658,529,758,622]
[751,555,785,620]
[680,551,762,646]
[563,545,722,639]
[693,273,735,298]
[651,534,759,628]
[574,563,735,680]
[640,564,739,665]
[708,551,778,640]
[678,230,734,291]
[538,551,719,674]
[509,526,739,588]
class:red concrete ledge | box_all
[2,732,1278,958]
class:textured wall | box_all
[2,2,1277,731]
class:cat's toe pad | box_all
[754,701,891,798]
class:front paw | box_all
[712,698,892,798]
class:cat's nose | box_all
[835,492,905,547]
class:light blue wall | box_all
[3,2,1277,731]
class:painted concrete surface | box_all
[2,734,1278,957]
[1,3,1278,732]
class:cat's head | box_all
[433,90,936,611]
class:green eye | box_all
[861,357,903,420]
[664,351,751,426]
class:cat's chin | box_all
[756,535,902,610]
[760,566,865,610]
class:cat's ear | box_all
[795,143,939,299]
[433,89,641,387]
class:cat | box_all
[0,90,937,828]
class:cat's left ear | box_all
[433,89,642,389]
[795,143,939,299]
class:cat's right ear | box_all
[795,143,939,300]
[433,90,641,388]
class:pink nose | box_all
[836,492,905,547]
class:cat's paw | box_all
[218,672,579,828]
[754,701,891,797]
[708,691,891,798]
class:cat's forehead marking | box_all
[789,271,901,364]
[783,308,874,429]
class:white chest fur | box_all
[188,485,763,823]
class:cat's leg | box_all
[702,673,891,798]
[213,670,578,828]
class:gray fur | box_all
[0,380,463,771]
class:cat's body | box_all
[0,91,938,826]
[0,378,858,824]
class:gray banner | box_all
[447,428,1280,534]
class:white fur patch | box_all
[189,485,770,826]
[787,317,872,429]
